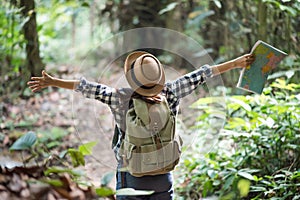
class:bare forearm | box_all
[28,70,80,92]
[211,54,255,76]
[211,60,235,76]
[51,78,80,90]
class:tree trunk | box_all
[258,0,267,41]
[20,0,44,77]
[118,0,167,55]
[203,0,227,59]
[90,0,95,40]
[71,14,76,48]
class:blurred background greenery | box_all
[1,0,299,100]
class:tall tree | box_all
[258,0,267,41]
[20,0,44,76]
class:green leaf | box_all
[213,0,222,8]
[192,97,225,107]
[95,187,115,197]
[158,2,178,15]
[59,150,68,159]
[228,96,251,112]
[207,169,217,179]
[42,179,64,187]
[81,2,90,7]
[220,192,235,200]
[101,171,115,186]
[67,149,85,167]
[116,188,154,196]
[44,167,84,177]
[271,79,298,91]
[252,175,260,182]
[9,131,37,151]
[203,180,213,197]
[38,127,69,143]
[250,186,267,192]
[237,179,251,197]
[188,10,215,22]
[238,171,255,181]
[223,175,235,191]
[79,141,97,156]
[258,117,275,128]
[51,127,69,140]
[46,141,61,148]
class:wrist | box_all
[51,77,59,87]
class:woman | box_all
[28,51,254,200]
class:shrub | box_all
[175,79,300,199]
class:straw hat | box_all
[124,51,165,97]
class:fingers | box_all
[29,84,48,92]
[240,54,255,66]
[233,54,255,69]
[27,70,49,92]
[30,76,44,81]
[28,84,41,92]
[245,54,255,65]
[30,70,49,80]
[27,80,40,85]
[27,78,42,92]
[246,54,255,60]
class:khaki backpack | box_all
[119,96,182,177]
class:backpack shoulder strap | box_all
[111,98,133,149]
[132,96,171,133]
[132,98,150,125]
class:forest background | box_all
[0,0,299,199]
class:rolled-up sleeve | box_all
[166,64,212,99]
[75,77,120,107]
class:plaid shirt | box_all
[75,65,212,159]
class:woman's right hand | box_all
[27,70,54,92]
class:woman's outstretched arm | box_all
[27,70,80,92]
[211,53,255,76]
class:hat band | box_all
[130,61,157,90]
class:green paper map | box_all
[237,40,288,94]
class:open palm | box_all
[27,70,54,92]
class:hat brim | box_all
[124,51,165,97]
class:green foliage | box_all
[9,131,37,151]
[262,0,299,16]
[0,1,27,99]
[44,166,84,177]
[38,127,70,148]
[41,179,64,187]
[95,187,155,198]
[67,141,97,167]
[8,130,119,198]
[0,1,26,70]
[78,141,97,156]
[175,79,300,199]
[101,171,115,186]
[95,187,115,197]
[116,188,155,196]
[67,148,85,167]
[159,2,179,15]
[36,0,91,63]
